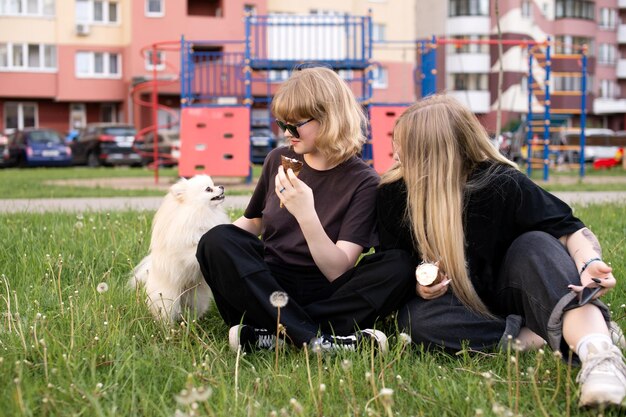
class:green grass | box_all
[1,204,625,416]
[0,165,624,199]
[0,166,263,199]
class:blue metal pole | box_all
[542,38,551,182]
[527,45,533,177]
[421,36,437,97]
[580,45,588,178]
[180,36,186,108]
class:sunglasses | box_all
[275,118,314,139]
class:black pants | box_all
[196,224,415,346]
[398,231,611,356]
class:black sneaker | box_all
[309,329,388,354]
[229,325,282,352]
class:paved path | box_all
[0,192,624,213]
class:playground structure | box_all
[415,36,591,181]
[134,12,606,182]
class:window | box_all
[450,73,489,90]
[449,0,489,17]
[75,51,121,78]
[269,69,289,83]
[555,0,594,20]
[0,43,56,71]
[371,66,388,89]
[554,35,594,55]
[0,0,54,16]
[599,80,620,99]
[145,50,165,71]
[4,102,37,131]
[521,0,532,18]
[598,8,616,29]
[372,23,386,42]
[449,35,489,53]
[75,0,118,23]
[598,44,616,65]
[553,75,589,92]
[145,0,163,17]
[100,103,117,122]
[188,0,222,17]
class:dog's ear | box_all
[170,177,187,202]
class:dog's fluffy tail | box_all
[129,255,151,289]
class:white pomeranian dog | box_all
[131,175,229,323]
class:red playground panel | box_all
[179,106,250,177]
[369,106,408,174]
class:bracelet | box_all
[580,257,602,274]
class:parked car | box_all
[133,130,180,166]
[3,128,72,167]
[71,123,142,167]
[250,126,278,165]
[0,133,8,167]
[561,128,620,163]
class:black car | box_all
[71,123,142,167]
[3,128,73,167]
[250,126,278,165]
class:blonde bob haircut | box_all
[381,94,517,317]
[271,66,367,166]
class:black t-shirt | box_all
[377,162,585,304]
[245,147,380,268]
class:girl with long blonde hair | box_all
[378,94,626,409]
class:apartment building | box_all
[0,0,416,134]
[416,0,626,132]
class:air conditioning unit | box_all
[75,23,90,36]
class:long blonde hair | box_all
[381,94,517,317]
[271,67,367,166]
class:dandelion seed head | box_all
[538,348,544,355]
[510,356,517,364]
[379,388,393,397]
[341,359,352,370]
[269,291,289,308]
[96,383,103,390]
[398,332,412,345]
[365,371,371,380]
[319,383,326,392]
[97,282,109,293]
[553,350,563,359]
[74,221,84,230]
[289,398,303,414]
[475,409,484,417]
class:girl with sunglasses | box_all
[196,66,414,353]
[377,94,626,408]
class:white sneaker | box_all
[577,341,626,408]
[309,329,388,354]
[228,325,283,352]
[609,321,626,349]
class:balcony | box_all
[618,60,626,78]
[446,53,490,74]
[449,90,491,114]
[593,98,626,114]
[446,16,490,36]
[619,24,626,43]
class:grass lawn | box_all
[1,204,625,416]
[0,165,624,199]
[0,166,263,199]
